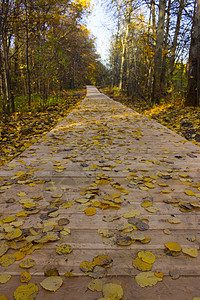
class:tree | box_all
[186,0,200,106]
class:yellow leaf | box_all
[19,258,35,269]
[135,271,162,287]
[14,283,38,300]
[15,171,25,176]
[141,200,152,207]
[84,207,97,216]
[133,257,152,271]
[93,255,113,267]
[2,216,16,223]
[88,279,103,292]
[13,251,26,261]
[5,228,22,240]
[16,211,28,217]
[122,208,140,218]
[103,283,123,300]
[20,271,31,283]
[0,274,11,283]
[138,251,155,264]
[161,190,170,194]
[17,192,26,197]
[40,276,63,292]
[0,243,9,257]
[145,206,160,213]
[80,261,95,273]
[145,183,155,189]
[0,254,15,267]
[56,244,72,255]
[165,242,181,252]
[184,190,195,196]
[182,248,198,258]
[0,296,8,300]
[167,217,181,224]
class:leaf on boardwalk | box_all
[0,254,15,266]
[167,217,181,224]
[122,209,140,219]
[20,271,31,283]
[184,190,195,196]
[138,251,155,264]
[44,268,59,277]
[2,216,16,223]
[133,257,152,271]
[40,276,63,292]
[0,274,11,283]
[19,258,35,269]
[165,242,181,253]
[80,261,96,273]
[84,207,97,216]
[0,243,9,257]
[182,248,198,258]
[102,215,121,222]
[93,255,113,267]
[56,244,72,255]
[135,271,162,287]
[145,206,160,213]
[88,279,103,292]
[5,228,22,241]
[88,266,106,279]
[14,283,38,300]
[102,283,123,300]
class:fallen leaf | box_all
[5,228,22,240]
[122,209,140,218]
[88,278,103,292]
[14,283,38,300]
[135,271,162,287]
[20,271,31,283]
[80,261,96,273]
[0,254,15,266]
[88,266,106,279]
[133,257,152,271]
[40,276,63,292]
[165,242,181,252]
[19,258,35,269]
[184,190,195,196]
[182,248,198,258]
[138,251,155,264]
[85,207,97,216]
[0,243,9,257]
[56,244,72,255]
[0,274,11,283]
[167,217,181,224]
[44,268,59,277]
[103,283,123,300]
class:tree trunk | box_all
[25,0,31,108]
[151,0,166,104]
[119,23,129,91]
[168,0,184,77]
[186,0,200,106]
[161,0,171,90]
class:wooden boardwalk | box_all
[0,86,200,299]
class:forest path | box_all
[1,86,200,299]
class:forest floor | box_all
[0,90,85,167]
[101,87,200,148]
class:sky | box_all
[86,0,115,63]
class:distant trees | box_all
[0,0,104,114]
[107,0,198,106]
